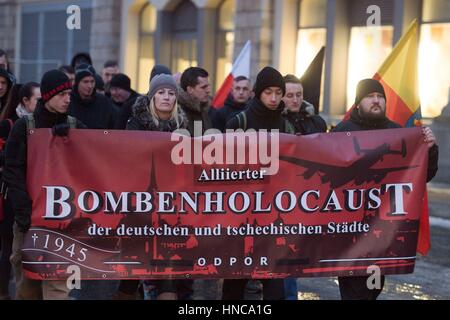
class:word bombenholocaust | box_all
[42,183,413,219]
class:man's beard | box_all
[359,104,386,121]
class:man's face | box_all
[110,87,131,104]
[283,82,303,112]
[231,79,251,104]
[46,89,71,114]
[102,66,119,85]
[0,55,7,70]
[260,87,283,110]
[187,76,211,103]
[78,76,95,99]
[358,92,386,120]
[0,76,7,98]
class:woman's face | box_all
[23,87,41,113]
[154,87,176,118]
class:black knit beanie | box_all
[71,52,93,69]
[40,69,72,103]
[253,66,286,99]
[75,63,96,85]
[110,73,131,92]
[355,79,386,105]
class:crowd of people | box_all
[0,49,439,300]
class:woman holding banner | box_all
[114,73,188,300]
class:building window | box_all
[171,1,198,73]
[346,26,393,109]
[215,0,235,90]
[18,0,92,82]
[138,3,156,93]
[295,0,326,110]
[420,0,450,117]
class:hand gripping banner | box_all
[23,127,428,280]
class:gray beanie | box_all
[148,74,178,100]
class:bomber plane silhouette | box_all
[280,137,417,188]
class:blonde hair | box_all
[147,95,181,128]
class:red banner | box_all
[23,128,428,280]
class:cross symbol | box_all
[32,233,38,247]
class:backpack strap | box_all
[236,112,247,130]
[67,115,77,129]
[25,114,77,132]
[25,114,35,131]
[284,119,296,135]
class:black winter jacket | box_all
[282,101,327,135]
[3,101,86,232]
[0,119,14,234]
[332,107,439,182]
[226,98,288,132]
[212,94,248,132]
[114,91,141,130]
[69,88,118,129]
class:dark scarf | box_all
[248,97,284,118]
[33,99,68,128]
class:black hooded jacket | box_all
[212,94,248,132]
[332,107,439,182]
[3,101,85,232]
[69,87,118,129]
[114,91,140,129]
[225,98,288,132]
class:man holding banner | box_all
[223,66,290,300]
[332,78,439,300]
[4,70,86,299]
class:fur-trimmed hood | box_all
[282,100,315,117]
[178,88,211,114]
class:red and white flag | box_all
[212,40,251,109]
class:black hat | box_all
[0,68,16,87]
[40,69,72,103]
[355,79,386,105]
[150,64,172,82]
[71,52,93,69]
[110,73,131,92]
[253,66,285,99]
[75,63,96,85]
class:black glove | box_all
[52,123,70,136]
